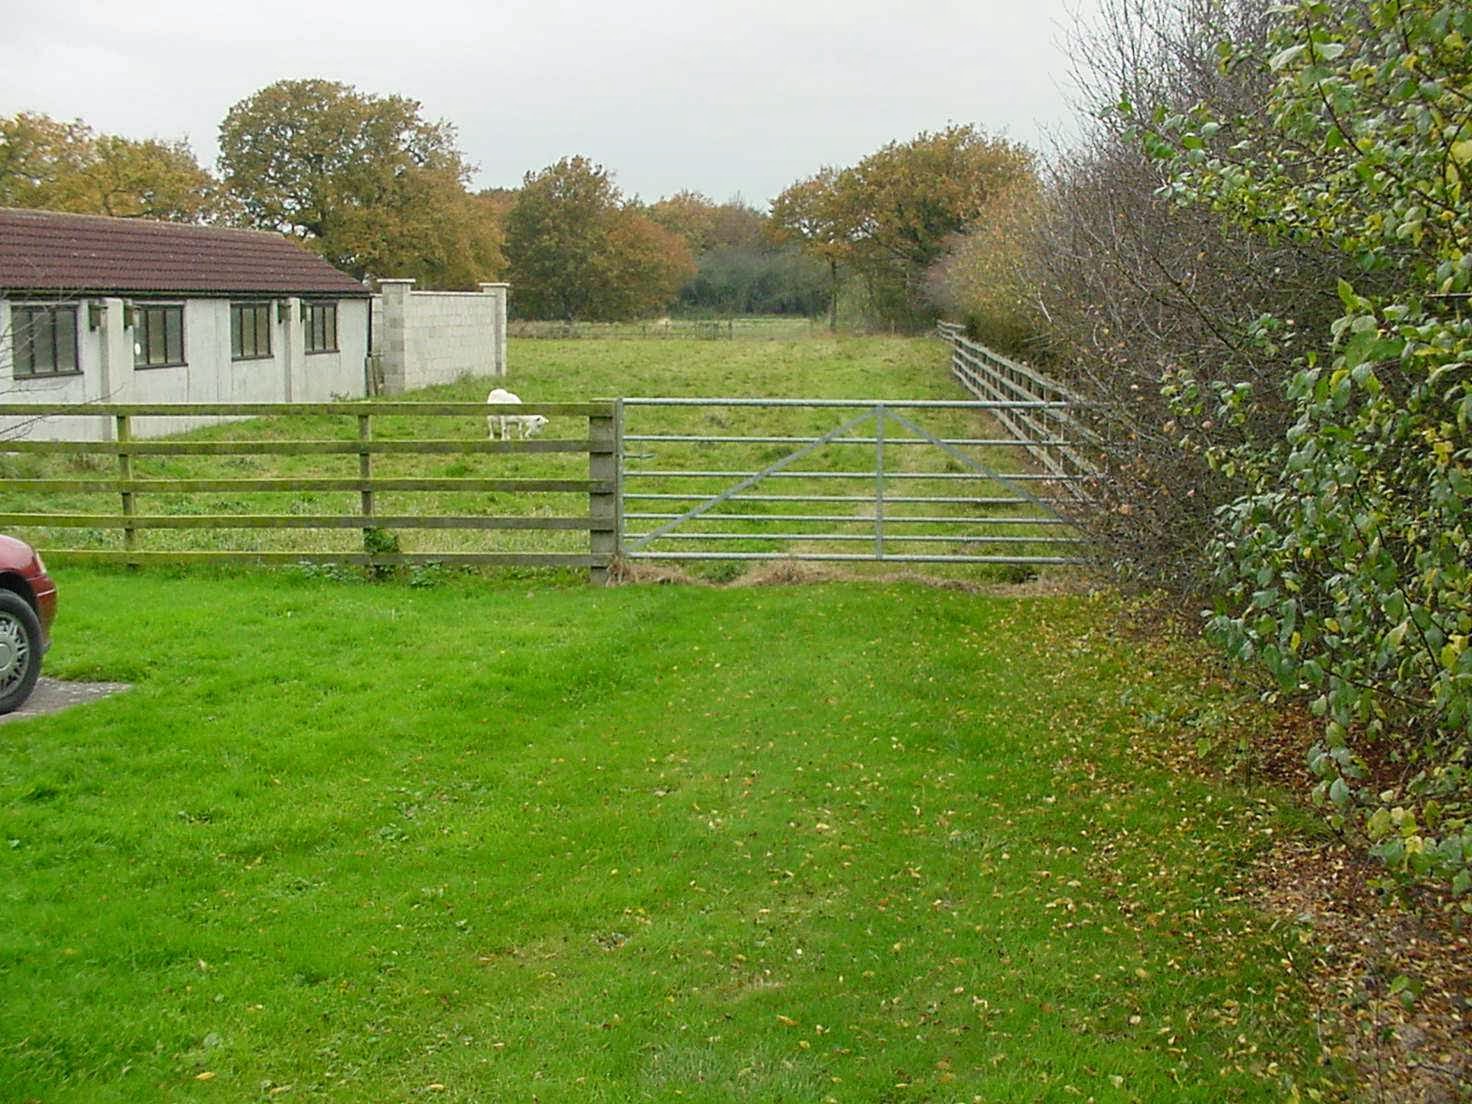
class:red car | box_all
[0,535,57,715]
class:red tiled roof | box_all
[0,208,369,297]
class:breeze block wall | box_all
[374,280,507,394]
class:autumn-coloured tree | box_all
[218,79,498,285]
[923,178,1046,355]
[505,156,621,321]
[599,213,696,319]
[0,114,91,208]
[769,168,851,331]
[648,191,767,258]
[0,112,224,222]
[843,125,1036,328]
[505,156,692,321]
[647,190,722,255]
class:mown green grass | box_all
[1,568,1325,1101]
[0,336,1072,578]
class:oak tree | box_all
[769,168,851,331]
[218,79,500,285]
[0,112,224,222]
[505,156,692,321]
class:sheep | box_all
[485,388,549,440]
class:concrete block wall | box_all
[373,281,507,394]
[1,295,371,441]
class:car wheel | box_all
[0,591,43,715]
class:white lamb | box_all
[485,387,549,440]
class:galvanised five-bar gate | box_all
[618,397,1085,567]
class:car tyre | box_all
[0,591,43,715]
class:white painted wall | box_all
[0,295,371,441]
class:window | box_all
[11,305,80,377]
[305,302,338,354]
[231,302,272,360]
[133,304,185,368]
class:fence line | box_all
[507,318,820,341]
[936,323,1095,488]
[0,401,618,582]
[1,390,1090,579]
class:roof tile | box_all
[0,208,370,297]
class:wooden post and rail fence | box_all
[936,322,1095,489]
[0,401,622,584]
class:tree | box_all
[0,112,224,222]
[217,79,498,285]
[769,168,851,331]
[923,178,1046,355]
[647,190,722,255]
[648,191,768,258]
[0,114,91,209]
[679,244,827,317]
[840,125,1036,328]
[600,212,696,319]
[505,157,693,321]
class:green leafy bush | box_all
[1154,0,1472,899]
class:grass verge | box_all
[0,568,1326,1101]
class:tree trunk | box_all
[828,259,838,333]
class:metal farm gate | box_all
[617,397,1085,567]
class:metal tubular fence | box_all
[0,402,619,582]
[618,397,1084,566]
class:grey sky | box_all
[1,0,1089,208]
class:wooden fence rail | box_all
[936,323,1095,489]
[0,401,620,583]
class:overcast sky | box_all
[0,0,1092,208]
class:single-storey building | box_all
[0,207,372,440]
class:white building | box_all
[0,208,372,440]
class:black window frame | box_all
[133,303,186,369]
[305,301,339,355]
[230,301,273,361]
[10,303,81,378]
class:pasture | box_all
[0,568,1330,1101]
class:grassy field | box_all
[0,336,1073,578]
[0,567,1329,1101]
[507,316,823,340]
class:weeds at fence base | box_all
[362,527,401,580]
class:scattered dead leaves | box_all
[1251,838,1472,1104]
[607,555,1099,596]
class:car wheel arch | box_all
[0,574,37,615]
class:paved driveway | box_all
[0,678,130,724]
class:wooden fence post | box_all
[116,413,137,565]
[358,413,374,556]
[588,401,622,585]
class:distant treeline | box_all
[0,86,1032,331]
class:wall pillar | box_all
[96,297,130,439]
[282,296,302,402]
[378,279,415,395]
[479,282,509,378]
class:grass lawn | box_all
[0,567,1328,1101]
[0,336,1072,577]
